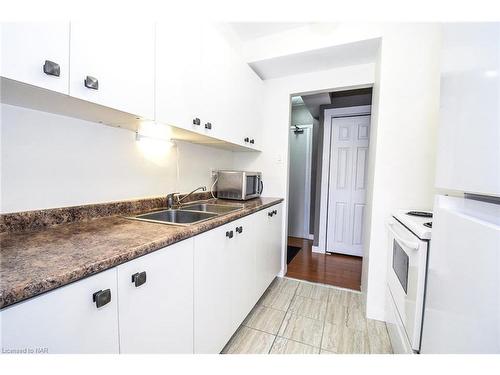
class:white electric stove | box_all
[385,210,432,353]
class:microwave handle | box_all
[258,179,264,194]
[387,221,420,251]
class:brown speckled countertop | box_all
[0,197,283,309]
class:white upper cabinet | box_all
[199,23,237,142]
[69,22,155,119]
[1,22,70,94]
[199,24,263,149]
[155,22,202,133]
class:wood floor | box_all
[286,237,363,291]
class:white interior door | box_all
[326,115,370,256]
[288,125,312,239]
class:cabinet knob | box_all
[244,137,249,143]
[226,230,234,239]
[250,139,255,144]
[193,118,201,125]
[273,210,277,215]
[268,211,274,217]
[205,122,212,130]
[43,60,60,77]
[93,289,111,308]
[235,226,243,234]
[131,271,147,287]
[84,75,99,90]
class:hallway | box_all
[286,237,363,291]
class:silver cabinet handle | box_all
[205,122,212,130]
[193,118,201,125]
[93,289,111,308]
[131,271,147,287]
[43,60,60,77]
[84,75,99,90]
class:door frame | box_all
[287,124,313,239]
[315,105,372,254]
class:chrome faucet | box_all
[167,186,207,209]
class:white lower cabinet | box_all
[0,268,119,354]
[194,204,283,353]
[117,239,194,353]
[256,204,283,296]
[0,204,282,354]
[229,215,257,332]
[193,222,234,354]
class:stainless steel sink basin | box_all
[131,209,218,226]
[182,203,243,214]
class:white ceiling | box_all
[249,38,380,80]
[228,23,309,42]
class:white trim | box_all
[317,105,372,253]
[311,245,323,254]
[288,124,313,239]
[283,276,362,294]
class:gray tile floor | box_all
[222,277,393,354]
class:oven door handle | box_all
[387,222,420,251]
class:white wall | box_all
[234,24,441,321]
[233,62,376,276]
[291,105,314,125]
[362,25,441,320]
[0,104,234,213]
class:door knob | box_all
[93,289,111,308]
[84,75,99,90]
[43,60,60,77]
[131,271,147,287]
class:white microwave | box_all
[216,170,263,201]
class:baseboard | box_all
[311,245,325,254]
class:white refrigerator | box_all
[420,23,500,353]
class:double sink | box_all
[129,203,243,226]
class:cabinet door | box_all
[233,64,264,149]
[117,239,194,353]
[0,268,119,354]
[194,222,233,353]
[256,204,283,295]
[1,22,69,93]
[269,203,283,278]
[69,22,155,119]
[200,23,240,143]
[230,215,257,331]
[155,22,202,133]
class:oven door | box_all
[386,218,428,351]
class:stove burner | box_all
[423,222,432,228]
[407,211,433,218]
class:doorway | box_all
[285,88,372,291]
